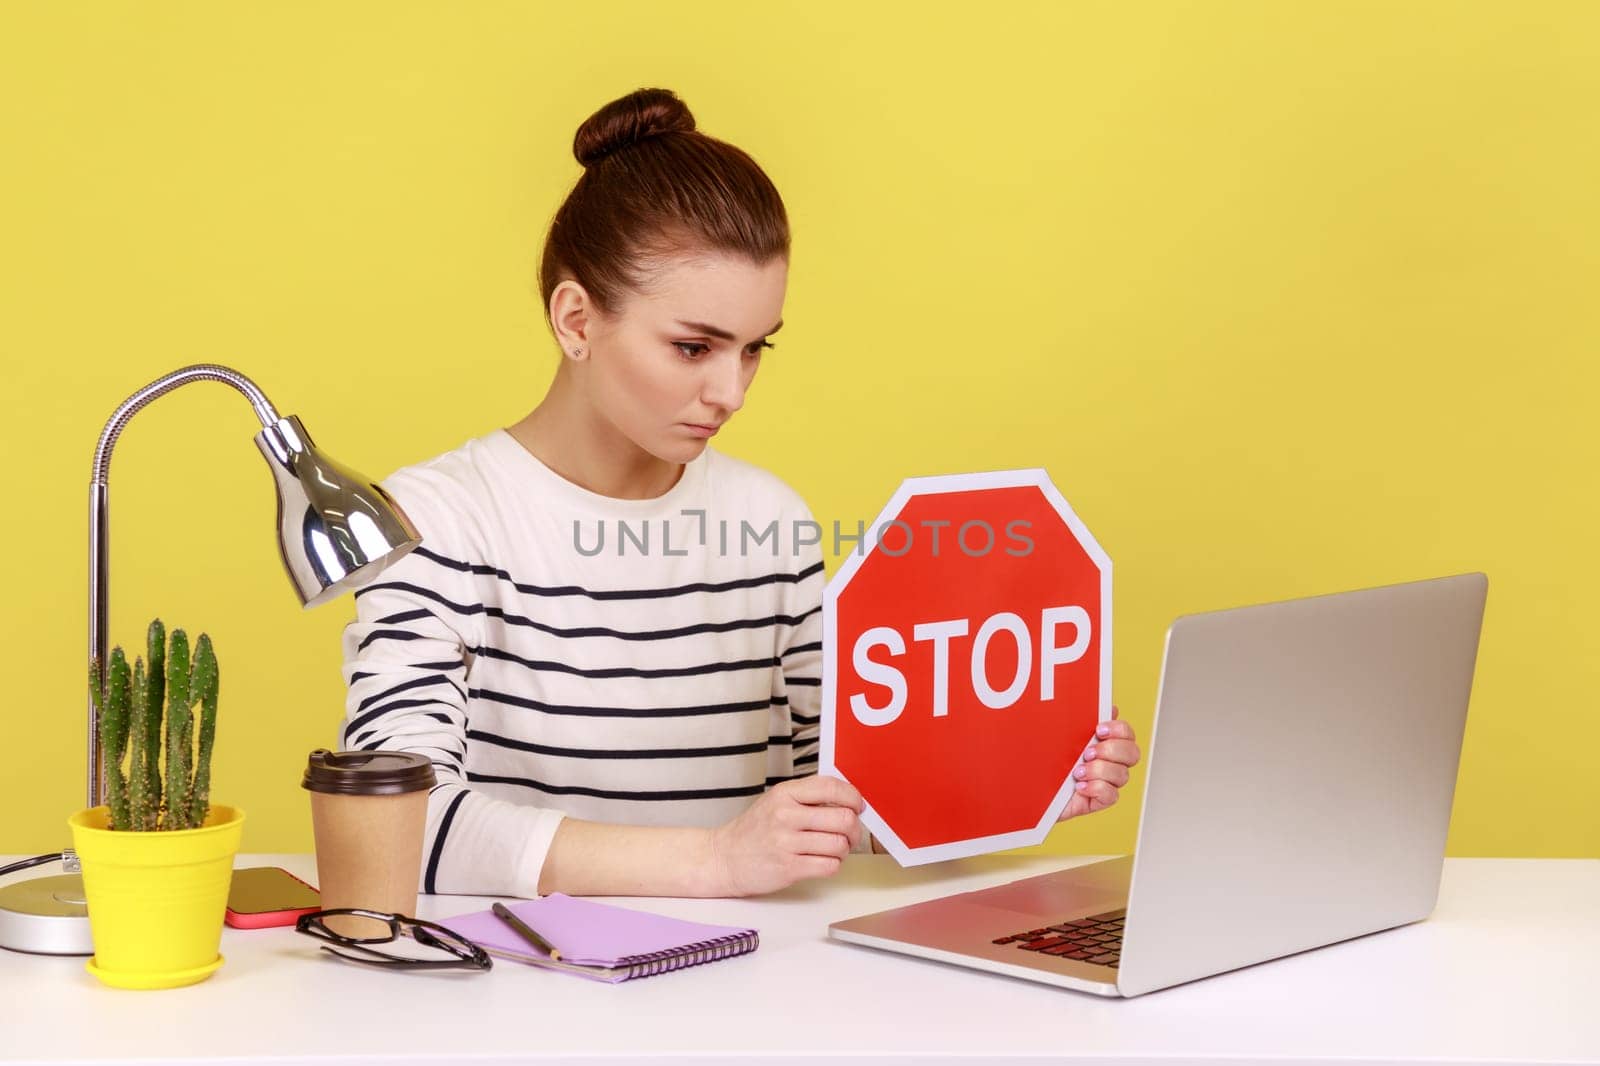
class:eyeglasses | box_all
[294,908,493,972]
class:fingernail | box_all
[1073,766,1087,780]
[1084,747,1097,761]
[1097,725,1110,738]
[1076,781,1089,791]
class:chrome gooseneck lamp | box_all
[0,364,421,955]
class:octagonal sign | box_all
[821,469,1111,866]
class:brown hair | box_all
[538,88,790,323]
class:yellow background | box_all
[2,2,1595,858]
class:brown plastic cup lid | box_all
[301,749,436,796]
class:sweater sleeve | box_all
[778,500,874,854]
[338,472,566,898]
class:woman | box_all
[340,87,1141,899]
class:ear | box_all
[549,279,593,360]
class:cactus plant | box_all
[127,659,153,830]
[187,635,219,829]
[90,649,132,831]
[89,619,221,832]
[144,619,166,815]
[164,629,193,828]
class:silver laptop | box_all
[828,572,1488,997]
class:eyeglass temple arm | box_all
[318,942,403,963]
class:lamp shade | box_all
[255,414,421,607]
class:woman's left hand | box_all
[1057,705,1141,820]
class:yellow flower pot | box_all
[67,804,245,990]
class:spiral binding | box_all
[618,930,760,979]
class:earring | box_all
[570,347,584,359]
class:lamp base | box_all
[0,874,93,955]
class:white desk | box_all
[2,855,1596,1065]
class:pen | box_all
[492,901,563,961]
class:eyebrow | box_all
[674,319,783,342]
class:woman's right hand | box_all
[706,774,866,897]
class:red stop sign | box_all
[821,470,1111,865]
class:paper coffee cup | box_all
[302,749,436,939]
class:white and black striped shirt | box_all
[339,428,854,899]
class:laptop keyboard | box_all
[991,908,1125,967]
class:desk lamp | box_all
[0,364,421,955]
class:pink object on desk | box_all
[438,894,758,983]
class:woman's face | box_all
[579,252,788,464]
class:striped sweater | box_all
[338,428,862,899]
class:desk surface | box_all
[2,854,1596,1065]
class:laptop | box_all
[827,572,1489,997]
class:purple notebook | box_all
[438,894,759,983]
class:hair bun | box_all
[574,88,697,168]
